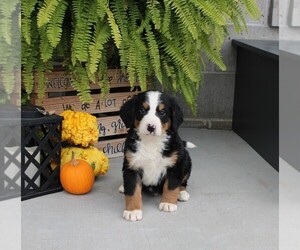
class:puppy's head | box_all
[120,91,183,136]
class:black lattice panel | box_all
[21,115,63,200]
[0,120,21,201]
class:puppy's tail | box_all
[183,141,197,149]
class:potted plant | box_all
[21,0,261,114]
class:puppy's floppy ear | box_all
[170,98,184,132]
[119,97,136,128]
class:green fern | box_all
[46,0,68,48]
[145,23,162,83]
[39,25,54,62]
[97,46,110,96]
[88,20,111,75]
[70,63,92,103]
[72,0,96,63]
[21,0,38,44]
[37,0,61,28]
[147,0,162,30]
[243,0,261,19]
[166,0,198,40]
[21,0,261,113]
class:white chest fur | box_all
[127,134,174,186]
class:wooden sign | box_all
[33,69,138,93]
[41,91,137,115]
[29,69,147,159]
[97,116,127,137]
[95,138,125,158]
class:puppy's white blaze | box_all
[138,91,162,136]
[186,142,196,149]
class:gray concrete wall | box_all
[178,0,279,129]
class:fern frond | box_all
[0,0,19,45]
[1,63,15,98]
[88,20,111,75]
[200,33,226,70]
[190,0,227,26]
[96,0,108,20]
[0,17,12,45]
[21,0,38,17]
[46,0,68,48]
[165,0,198,40]
[242,0,261,19]
[162,37,198,82]
[21,17,32,45]
[20,0,39,45]
[97,49,110,97]
[21,38,36,97]
[106,7,122,48]
[72,0,96,62]
[36,63,46,102]
[147,0,162,30]
[39,26,54,62]
[161,2,171,38]
[70,64,92,103]
[223,0,247,32]
[37,0,61,28]
[110,0,128,68]
[145,23,162,83]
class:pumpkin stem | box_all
[71,151,78,166]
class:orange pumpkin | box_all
[60,151,95,195]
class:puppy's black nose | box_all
[147,124,156,133]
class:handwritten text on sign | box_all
[95,138,125,158]
[35,70,139,92]
[102,141,125,156]
[61,95,133,113]
[41,92,137,114]
[97,116,126,137]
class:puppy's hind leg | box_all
[118,184,124,193]
[178,179,190,202]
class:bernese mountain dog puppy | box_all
[119,90,194,221]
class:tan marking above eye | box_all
[158,103,165,111]
[142,102,150,109]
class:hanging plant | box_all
[0,0,20,104]
[21,0,261,114]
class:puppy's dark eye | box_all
[158,110,166,117]
[139,107,146,114]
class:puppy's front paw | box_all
[159,202,177,212]
[178,190,190,202]
[123,210,142,222]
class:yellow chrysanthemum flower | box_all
[60,110,99,147]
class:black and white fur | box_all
[119,91,194,221]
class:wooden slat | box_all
[40,91,138,115]
[97,116,127,137]
[33,69,139,93]
[95,138,125,158]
